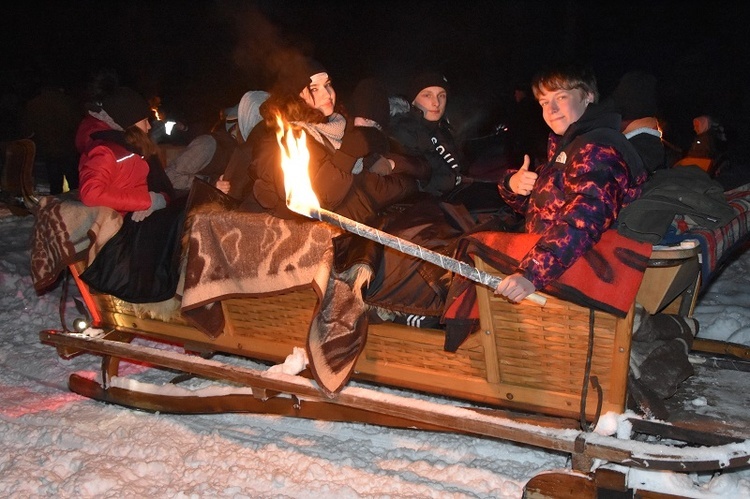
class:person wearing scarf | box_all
[244,57,419,224]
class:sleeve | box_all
[165,135,217,190]
[518,144,629,289]
[78,145,152,212]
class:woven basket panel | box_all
[487,293,618,394]
[364,332,487,378]
[95,293,189,325]
[223,290,317,344]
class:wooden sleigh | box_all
[33,191,750,497]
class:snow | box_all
[1,206,749,498]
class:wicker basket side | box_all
[474,256,632,419]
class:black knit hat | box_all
[350,78,390,127]
[101,87,151,129]
[407,71,450,103]
[611,71,658,121]
[281,57,328,96]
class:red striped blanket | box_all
[661,183,750,290]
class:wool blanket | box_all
[180,204,341,336]
[442,229,654,339]
[30,195,123,292]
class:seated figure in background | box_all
[608,70,668,176]
[76,86,186,303]
[165,90,270,194]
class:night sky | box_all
[2,1,749,151]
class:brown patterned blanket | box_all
[180,204,341,336]
[30,195,123,292]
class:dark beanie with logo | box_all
[350,77,390,128]
[611,71,658,121]
[101,87,151,129]
[407,71,450,103]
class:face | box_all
[536,87,592,135]
[135,118,151,133]
[412,86,447,122]
[300,72,336,117]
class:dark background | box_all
[2,0,749,154]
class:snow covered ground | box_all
[1,206,749,498]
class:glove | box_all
[366,155,394,176]
[132,192,167,222]
[332,127,388,172]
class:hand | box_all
[508,155,537,196]
[215,175,231,194]
[132,192,166,222]
[494,273,537,303]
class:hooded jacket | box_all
[498,104,648,290]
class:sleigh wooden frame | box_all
[56,238,701,420]
[43,227,750,486]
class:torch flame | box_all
[275,114,320,215]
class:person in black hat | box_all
[608,70,669,175]
[244,57,419,223]
[79,86,173,216]
[76,85,187,303]
[389,70,466,198]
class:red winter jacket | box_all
[75,114,112,154]
[78,139,152,215]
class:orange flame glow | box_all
[149,96,163,121]
[275,114,319,215]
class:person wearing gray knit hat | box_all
[100,87,152,130]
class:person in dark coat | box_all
[243,57,419,223]
[21,85,82,194]
[389,70,464,197]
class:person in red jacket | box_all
[77,86,184,303]
[78,86,174,219]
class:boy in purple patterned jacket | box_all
[494,63,648,303]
